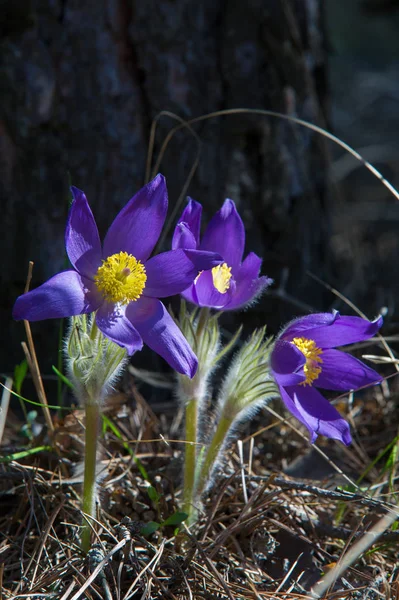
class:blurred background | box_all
[1,0,399,381]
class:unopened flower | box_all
[172,198,272,310]
[270,311,383,444]
[13,175,220,377]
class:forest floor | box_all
[1,362,399,600]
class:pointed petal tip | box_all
[70,185,85,197]
[186,356,198,379]
[186,196,202,211]
[222,198,237,212]
[151,172,166,188]
[308,424,352,446]
[342,428,352,446]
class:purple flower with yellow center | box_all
[271,311,383,444]
[172,198,272,310]
[13,175,221,377]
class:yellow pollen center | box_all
[291,337,323,386]
[94,251,147,304]
[211,263,232,294]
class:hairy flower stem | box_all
[195,414,233,501]
[183,398,198,520]
[182,307,210,523]
[81,401,100,553]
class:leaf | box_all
[0,382,68,410]
[0,445,52,463]
[14,360,28,395]
[147,485,161,504]
[162,511,188,527]
[140,521,161,536]
[52,365,74,390]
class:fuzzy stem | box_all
[195,414,233,501]
[182,307,211,523]
[183,397,198,521]
[81,401,100,553]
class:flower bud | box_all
[216,327,279,424]
[66,314,128,404]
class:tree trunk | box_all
[1,0,329,373]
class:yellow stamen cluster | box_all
[211,263,232,294]
[291,336,323,386]
[94,251,146,304]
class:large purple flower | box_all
[172,198,272,310]
[270,311,383,444]
[13,175,221,377]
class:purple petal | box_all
[193,269,235,309]
[173,198,202,247]
[315,349,382,391]
[144,249,220,298]
[103,174,168,262]
[183,249,223,271]
[281,312,338,341]
[126,297,197,377]
[303,314,383,349]
[66,187,102,278]
[271,341,306,386]
[172,222,198,250]
[281,385,352,445]
[95,302,143,355]
[200,199,245,269]
[13,271,101,321]
[224,252,273,310]
[181,284,200,306]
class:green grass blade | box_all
[52,365,74,390]
[0,445,52,463]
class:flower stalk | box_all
[66,314,128,551]
[177,305,221,522]
[182,397,198,518]
[191,328,278,510]
[195,414,232,498]
[81,401,101,553]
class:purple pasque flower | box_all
[172,198,272,310]
[13,175,221,377]
[271,311,383,445]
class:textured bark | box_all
[1,0,330,373]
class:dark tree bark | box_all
[1,0,330,373]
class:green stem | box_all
[181,308,211,523]
[196,414,233,500]
[183,397,198,521]
[81,401,100,553]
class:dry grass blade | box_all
[122,539,165,600]
[27,500,65,589]
[311,508,399,598]
[59,579,77,600]
[69,539,127,600]
[22,261,54,434]
[149,108,399,203]
[307,271,399,372]
[262,404,359,488]
[183,525,236,600]
[0,377,12,445]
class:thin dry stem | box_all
[22,261,54,434]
